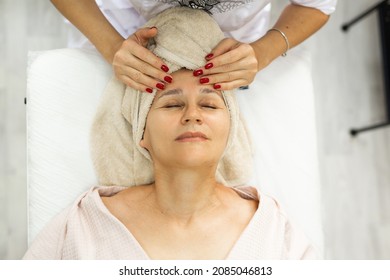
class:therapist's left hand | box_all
[193,38,260,90]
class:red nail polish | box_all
[146,88,153,93]
[205,53,214,59]
[161,65,169,72]
[156,83,165,90]
[213,84,221,90]
[193,69,203,76]
[200,77,209,84]
[205,63,213,69]
[164,76,172,83]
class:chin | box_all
[151,145,225,169]
[170,153,220,169]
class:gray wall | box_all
[0,0,389,259]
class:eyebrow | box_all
[157,87,222,100]
[200,88,222,97]
[157,88,183,100]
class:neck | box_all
[150,165,222,223]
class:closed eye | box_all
[201,104,218,109]
[164,104,183,108]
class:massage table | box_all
[26,47,324,256]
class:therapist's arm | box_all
[50,0,170,92]
[198,4,330,90]
[251,4,330,70]
[50,0,123,63]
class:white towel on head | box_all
[91,7,253,187]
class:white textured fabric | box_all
[127,0,336,41]
[66,0,337,47]
[26,49,112,243]
[237,46,324,256]
[23,186,316,260]
[292,0,337,14]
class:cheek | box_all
[140,113,169,151]
[208,111,231,143]
[140,114,155,150]
[140,128,150,150]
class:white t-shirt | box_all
[68,0,337,47]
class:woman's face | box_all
[140,69,230,169]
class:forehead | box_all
[155,69,224,100]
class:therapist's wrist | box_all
[250,31,288,71]
[103,36,125,64]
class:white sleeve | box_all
[290,0,337,15]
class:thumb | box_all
[133,27,158,46]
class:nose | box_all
[181,105,203,125]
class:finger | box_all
[213,80,249,91]
[116,65,168,91]
[206,38,239,59]
[196,60,257,88]
[118,72,164,94]
[198,71,253,87]
[207,44,255,71]
[118,74,153,93]
[114,46,171,90]
[120,39,170,74]
[127,56,173,85]
[192,61,237,77]
[195,59,257,84]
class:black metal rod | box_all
[378,2,390,120]
[350,121,390,136]
[341,0,388,32]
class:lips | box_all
[175,131,208,142]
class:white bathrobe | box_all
[23,185,316,260]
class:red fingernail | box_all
[205,63,213,69]
[213,84,221,90]
[193,69,203,76]
[164,76,172,83]
[206,53,214,59]
[146,88,153,93]
[156,83,165,90]
[161,65,169,72]
[200,77,209,84]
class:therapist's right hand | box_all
[112,27,172,93]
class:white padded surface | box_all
[236,47,323,254]
[26,47,323,255]
[26,49,112,243]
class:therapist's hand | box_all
[112,27,173,93]
[193,38,260,90]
